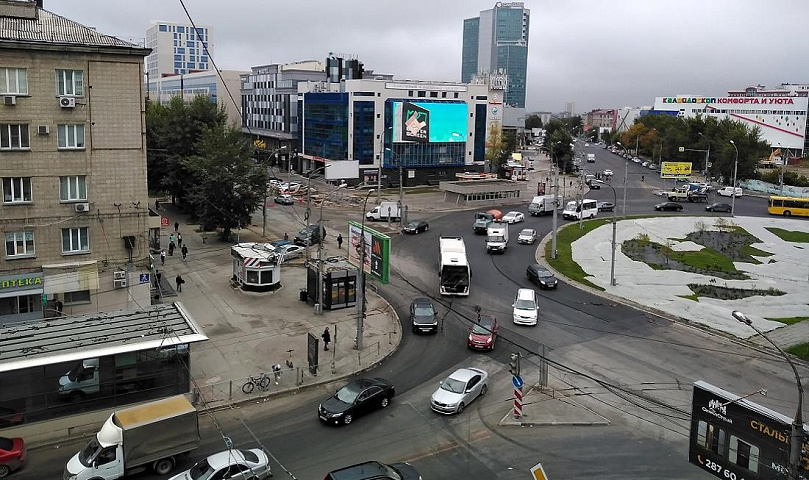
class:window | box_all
[0,68,28,95]
[55,70,84,96]
[0,124,30,149]
[60,176,87,201]
[61,227,89,254]
[729,436,759,473]
[2,177,32,203]
[5,231,34,257]
[57,125,85,149]
[696,421,726,456]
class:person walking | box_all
[155,270,162,287]
[168,241,175,256]
[336,234,343,249]
[169,233,175,245]
[160,249,166,265]
[321,327,331,351]
[175,275,184,292]
[284,232,289,241]
[174,221,179,232]
[177,233,183,248]
[181,244,188,260]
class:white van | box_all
[512,288,539,325]
[717,186,743,198]
[562,199,598,220]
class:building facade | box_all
[145,21,212,79]
[585,109,618,132]
[461,2,530,108]
[146,69,246,128]
[297,78,496,186]
[0,1,152,324]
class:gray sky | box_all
[47,0,809,114]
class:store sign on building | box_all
[0,272,43,293]
[489,73,508,91]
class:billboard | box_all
[347,221,390,284]
[391,101,467,144]
[661,161,692,179]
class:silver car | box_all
[430,367,489,414]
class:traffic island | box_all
[498,385,610,427]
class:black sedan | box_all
[706,202,732,213]
[654,202,684,212]
[598,201,615,212]
[318,378,394,425]
[402,220,429,234]
[526,264,558,289]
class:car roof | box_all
[327,461,393,479]
[206,449,248,469]
[449,367,486,382]
[412,297,433,308]
[519,228,534,234]
[344,377,391,391]
[516,288,535,299]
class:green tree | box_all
[183,124,268,240]
[485,125,509,175]
[543,119,575,173]
[525,114,543,129]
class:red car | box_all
[0,436,26,477]
[467,315,499,350]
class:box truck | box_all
[528,195,557,216]
[486,223,509,254]
[366,201,401,221]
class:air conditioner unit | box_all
[113,270,127,280]
[4,96,16,106]
[74,202,90,212]
[59,96,75,108]
[38,125,50,135]
[113,278,127,289]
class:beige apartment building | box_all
[0,1,153,323]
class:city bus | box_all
[438,236,470,296]
[768,195,809,217]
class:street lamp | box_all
[385,147,406,226]
[356,189,375,351]
[262,146,288,237]
[542,146,559,259]
[729,140,739,217]
[616,141,629,217]
[733,310,804,480]
[305,164,330,262]
[314,184,345,315]
[698,132,711,178]
[597,180,617,286]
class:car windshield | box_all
[414,306,434,316]
[78,438,102,467]
[515,299,535,310]
[487,235,505,242]
[188,459,215,480]
[241,449,259,463]
[520,229,533,236]
[472,323,491,335]
[408,222,419,228]
[335,382,362,404]
[441,377,467,394]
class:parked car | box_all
[271,244,304,261]
[706,202,732,213]
[502,211,525,224]
[294,225,326,246]
[517,228,537,245]
[318,378,395,425]
[168,449,271,480]
[324,461,421,480]
[632,156,640,163]
[410,298,437,334]
[430,368,489,414]
[270,239,291,249]
[641,161,649,167]
[654,202,684,212]
[467,315,499,350]
[402,220,429,234]
[584,142,589,147]
[0,437,25,478]
[597,201,615,212]
[648,163,658,170]
[526,264,558,289]
[274,194,294,205]
[603,169,613,176]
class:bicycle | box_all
[242,372,271,394]
[285,349,294,369]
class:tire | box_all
[457,402,465,414]
[0,465,11,478]
[242,381,255,394]
[480,384,488,396]
[343,414,353,425]
[258,375,271,390]
[153,458,175,475]
[381,397,390,408]
[784,211,792,217]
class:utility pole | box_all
[377,135,383,203]
[356,190,375,350]
[551,155,558,259]
[398,162,405,226]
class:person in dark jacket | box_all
[321,327,331,351]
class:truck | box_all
[485,223,509,254]
[586,153,596,163]
[668,183,708,202]
[64,395,200,479]
[439,237,470,296]
[473,210,502,234]
[366,201,401,221]
[528,195,557,216]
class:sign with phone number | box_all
[696,454,747,480]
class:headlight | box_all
[468,335,474,341]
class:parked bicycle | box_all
[242,372,271,394]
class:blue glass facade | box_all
[474,104,487,161]
[461,18,480,83]
[353,101,375,165]
[302,93,349,160]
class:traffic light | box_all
[508,352,521,377]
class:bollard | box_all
[228,380,233,401]
[377,341,380,356]
[389,331,392,345]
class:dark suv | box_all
[526,263,558,289]
[410,298,437,334]
[294,225,326,246]
[324,461,421,480]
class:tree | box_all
[183,124,268,240]
[525,114,543,129]
[485,125,509,176]
[543,120,575,173]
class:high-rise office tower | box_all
[145,21,213,78]
[462,3,530,108]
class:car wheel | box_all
[457,402,465,414]
[343,414,353,425]
[381,397,390,408]
[0,465,11,478]
[153,458,175,475]
[480,384,488,396]
[784,211,792,217]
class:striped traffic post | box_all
[513,375,524,418]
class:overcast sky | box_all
[47,0,809,114]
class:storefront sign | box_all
[0,272,43,292]
[663,97,796,105]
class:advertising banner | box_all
[661,161,693,179]
[346,221,390,284]
[391,101,467,143]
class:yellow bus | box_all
[768,195,809,217]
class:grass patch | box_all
[765,316,809,326]
[678,294,700,302]
[739,244,772,260]
[787,343,809,362]
[545,219,612,291]
[622,238,747,280]
[766,227,809,243]
[686,284,786,300]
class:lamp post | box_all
[698,132,711,178]
[616,142,629,217]
[543,146,559,259]
[356,189,375,350]
[262,145,288,237]
[729,140,739,217]
[733,310,804,480]
[314,184,345,315]
[305,164,329,262]
[597,180,618,286]
[385,147,406,227]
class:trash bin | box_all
[299,289,308,302]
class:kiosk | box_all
[231,243,282,291]
[306,257,358,310]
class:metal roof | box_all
[0,7,143,50]
[0,302,208,372]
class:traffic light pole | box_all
[509,352,523,418]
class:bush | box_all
[758,169,809,187]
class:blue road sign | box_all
[512,375,524,389]
[139,273,150,284]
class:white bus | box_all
[562,199,598,220]
[439,236,471,296]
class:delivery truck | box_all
[528,195,557,216]
[486,223,509,254]
[64,395,200,479]
[366,201,401,221]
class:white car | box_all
[169,449,272,480]
[517,228,537,244]
[584,143,589,147]
[513,288,539,325]
[272,244,304,261]
[603,169,613,176]
[717,186,743,197]
[641,161,649,167]
[430,367,489,414]
[502,211,524,224]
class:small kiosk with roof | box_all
[230,243,282,291]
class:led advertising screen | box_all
[392,101,467,143]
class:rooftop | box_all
[0,302,207,372]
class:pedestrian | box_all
[177,233,183,248]
[337,234,343,249]
[181,244,188,260]
[160,249,166,265]
[321,327,331,351]
[641,175,645,182]
[272,364,281,384]
[156,270,162,286]
[168,241,175,256]
[175,275,184,292]
[284,232,289,241]
[169,233,175,245]
[174,221,179,232]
